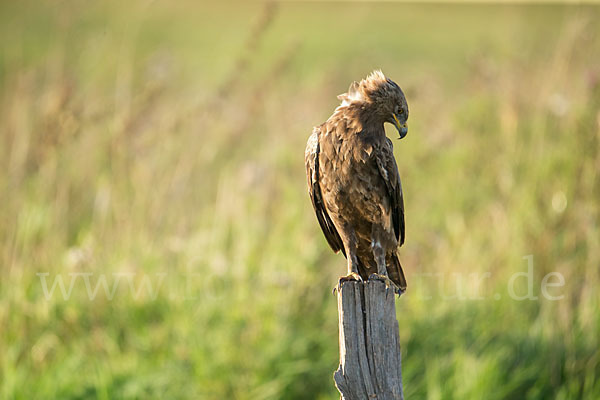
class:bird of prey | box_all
[305,70,408,293]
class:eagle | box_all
[305,70,409,293]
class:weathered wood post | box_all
[334,280,404,399]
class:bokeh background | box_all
[1,1,599,399]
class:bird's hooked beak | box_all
[392,114,408,139]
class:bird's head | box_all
[337,70,409,139]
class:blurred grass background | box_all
[1,1,600,399]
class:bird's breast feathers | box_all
[320,127,385,170]
[318,127,391,199]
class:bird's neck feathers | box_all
[330,105,386,138]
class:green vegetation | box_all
[1,1,599,399]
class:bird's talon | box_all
[368,273,387,282]
[368,273,398,291]
[338,272,363,288]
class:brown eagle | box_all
[305,70,408,293]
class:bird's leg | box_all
[374,240,388,276]
[369,240,395,290]
[342,252,362,282]
[335,229,362,294]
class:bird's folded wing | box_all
[305,129,346,256]
[376,139,405,246]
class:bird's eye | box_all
[398,108,404,115]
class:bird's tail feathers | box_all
[389,253,407,294]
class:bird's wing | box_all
[376,138,405,246]
[305,128,346,256]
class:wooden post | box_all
[334,280,404,400]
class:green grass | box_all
[1,1,599,399]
